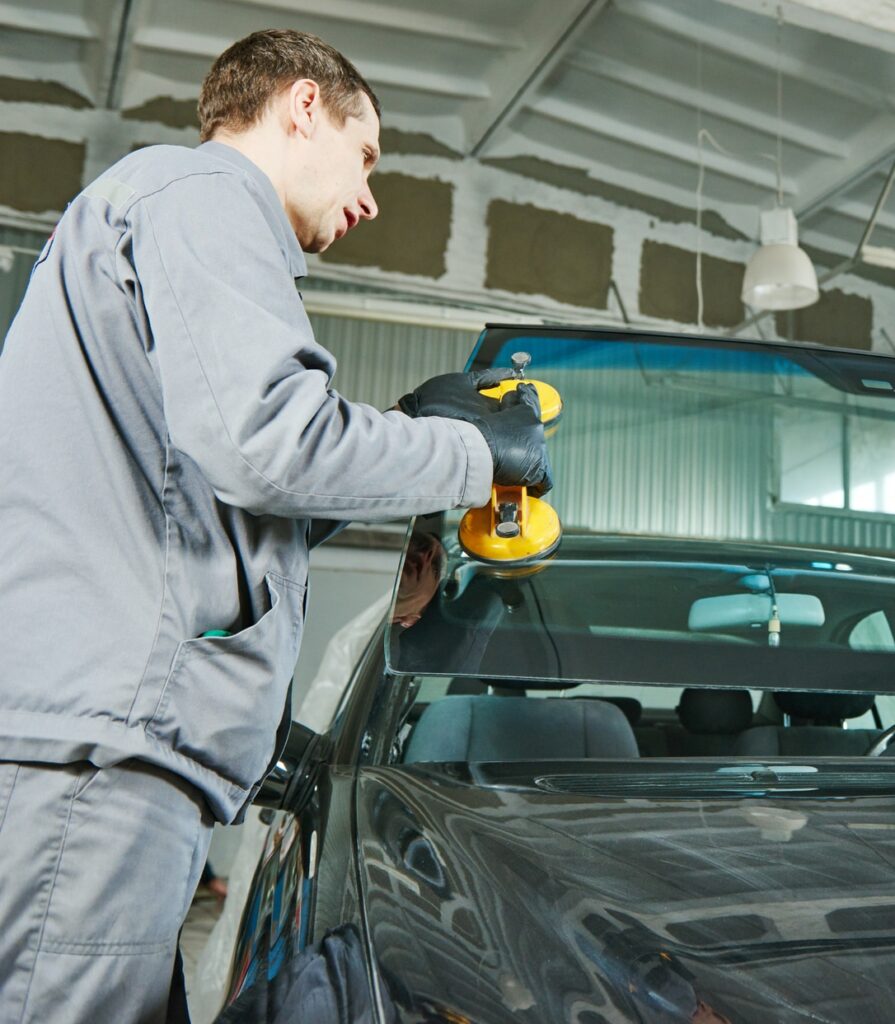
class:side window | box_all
[877,696,895,730]
[849,611,895,652]
[778,407,844,508]
[848,613,894,729]
[777,406,895,515]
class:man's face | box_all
[391,536,443,629]
[284,90,380,253]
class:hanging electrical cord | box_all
[694,42,741,331]
[696,126,740,333]
[775,5,785,208]
[696,39,705,333]
[697,138,783,333]
[695,5,788,332]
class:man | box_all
[0,28,551,1024]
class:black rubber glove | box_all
[474,383,554,497]
[397,369,515,420]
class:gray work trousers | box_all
[0,759,213,1024]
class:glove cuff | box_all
[469,418,498,466]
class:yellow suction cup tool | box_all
[460,352,562,566]
[459,485,561,565]
[479,352,563,429]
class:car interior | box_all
[398,678,895,763]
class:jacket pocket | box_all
[148,572,305,791]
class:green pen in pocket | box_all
[201,630,231,638]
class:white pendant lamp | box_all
[741,6,819,313]
[741,206,819,311]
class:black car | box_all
[219,325,895,1024]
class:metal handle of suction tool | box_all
[511,351,531,377]
[495,502,521,538]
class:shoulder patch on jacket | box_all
[84,178,136,210]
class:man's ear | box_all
[286,78,322,140]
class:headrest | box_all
[773,691,876,724]
[599,697,642,726]
[677,688,753,734]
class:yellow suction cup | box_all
[459,485,561,565]
[461,352,563,566]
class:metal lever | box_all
[495,501,521,538]
[511,351,531,378]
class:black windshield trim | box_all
[476,324,895,376]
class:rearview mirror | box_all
[689,593,824,632]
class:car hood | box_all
[355,765,895,1024]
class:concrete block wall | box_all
[330,136,885,350]
[1,78,892,350]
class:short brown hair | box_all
[198,29,381,143]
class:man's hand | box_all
[397,369,514,420]
[398,370,554,497]
[474,384,553,497]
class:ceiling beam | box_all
[469,128,759,236]
[795,116,895,223]
[133,27,490,100]
[623,0,888,110]
[0,3,93,40]
[360,59,491,101]
[378,109,467,152]
[799,226,870,263]
[132,25,254,59]
[567,51,848,159]
[227,0,521,51]
[709,0,895,57]
[529,95,798,193]
[834,200,895,236]
[465,0,610,158]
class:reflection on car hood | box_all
[356,766,895,1023]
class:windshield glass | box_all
[386,327,895,695]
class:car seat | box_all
[733,692,881,756]
[672,688,754,755]
[402,695,639,763]
[633,688,753,756]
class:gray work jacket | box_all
[0,141,491,822]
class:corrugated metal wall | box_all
[540,352,772,541]
[308,312,477,409]
[771,507,895,553]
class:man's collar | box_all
[198,140,308,279]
